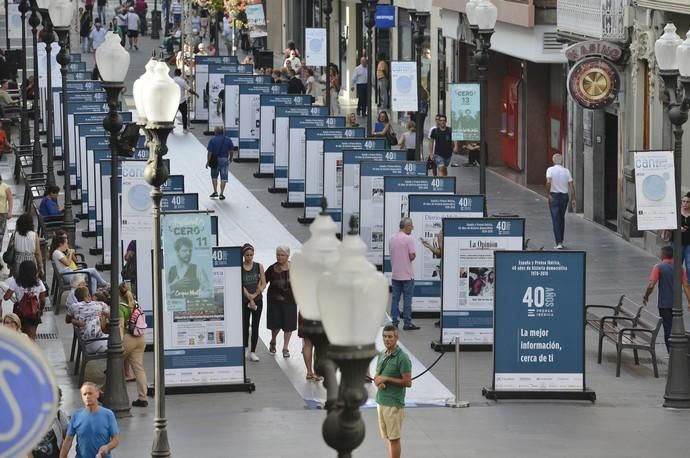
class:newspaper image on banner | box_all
[246,2,268,38]
[391,61,418,113]
[162,213,214,312]
[305,28,327,67]
[634,150,677,231]
[121,161,152,239]
[450,83,480,141]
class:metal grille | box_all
[542,32,563,52]
[557,0,626,41]
[36,332,59,340]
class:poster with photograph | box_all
[246,2,268,38]
[238,84,287,161]
[450,83,480,141]
[164,246,245,387]
[304,128,365,220]
[7,1,23,39]
[633,150,676,230]
[305,28,327,67]
[121,161,153,239]
[441,218,525,345]
[391,61,418,112]
[222,74,271,144]
[193,57,240,121]
[407,195,485,312]
[358,161,426,265]
[382,177,456,279]
[162,213,215,313]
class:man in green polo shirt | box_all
[374,324,412,458]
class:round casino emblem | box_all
[567,58,620,110]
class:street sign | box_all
[0,328,59,457]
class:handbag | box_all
[386,130,398,146]
[426,156,435,171]
[3,233,15,265]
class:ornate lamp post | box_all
[292,209,389,457]
[18,0,31,146]
[36,0,57,186]
[409,10,429,163]
[363,0,378,135]
[133,58,179,458]
[151,0,160,39]
[50,0,75,246]
[466,0,496,196]
[323,0,333,112]
[654,24,690,409]
[96,31,132,415]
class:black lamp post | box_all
[466,0,496,196]
[18,0,31,146]
[38,6,56,187]
[4,0,9,50]
[29,0,42,174]
[654,23,690,409]
[151,0,160,39]
[323,0,332,112]
[363,0,377,136]
[410,10,428,163]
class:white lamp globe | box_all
[466,0,480,26]
[48,0,75,28]
[655,23,682,71]
[143,62,180,124]
[35,0,52,10]
[677,31,690,78]
[133,59,157,124]
[95,31,130,82]
[476,0,497,31]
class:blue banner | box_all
[375,5,396,28]
[493,251,586,392]
[221,74,273,140]
[238,84,288,161]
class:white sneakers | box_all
[555,243,564,250]
[249,352,260,362]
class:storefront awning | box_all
[491,23,567,64]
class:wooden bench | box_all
[585,295,662,377]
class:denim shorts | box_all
[433,154,451,168]
[211,157,229,181]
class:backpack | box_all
[128,306,148,337]
[16,289,41,321]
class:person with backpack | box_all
[118,282,148,407]
[3,260,47,339]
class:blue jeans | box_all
[211,157,229,181]
[658,308,672,352]
[682,245,690,275]
[549,192,569,244]
[391,279,414,326]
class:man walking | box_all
[427,114,458,177]
[389,217,419,330]
[173,68,198,133]
[642,246,690,352]
[206,126,234,200]
[89,18,107,52]
[126,7,140,50]
[376,52,389,109]
[375,325,412,458]
[545,153,576,249]
[351,56,368,117]
[60,382,120,458]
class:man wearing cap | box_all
[126,7,140,50]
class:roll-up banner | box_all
[322,138,386,227]
[238,84,287,161]
[7,2,22,39]
[272,106,329,192]
[302,127,365,222]
[205,63,253,131]
[407,195,485,313]
[342,150,406,236]
[358,161,426,266]
[59,91,107,159]
[67,102,113,181]
[284,116,345,207]
[633,150,676,231]
[390,61,418,113]
[450,83,480,141]
[485,250,594,401]
[258,94,314,178]
[66,71,93,80]
[193,56,240,122]
[382,177,456,278]
[304,28,327,67]
[222,74,272,144]
[438,218,525,349]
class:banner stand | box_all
[147,380,256,396]
[268,187,287,194]
[431,341,491,353]
[253,171,272,179]
[481,388,596,401]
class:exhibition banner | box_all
[193,56,240,121]
[7,2,22,39]
[391,61,418,112]
[303,127,365,220]
[206,64,252,130]
[286,116,345,205]
[322,138,386,226]
[273,105,328,190]
[358,161,426,265]
[493,251,586,392]
[57,90,107,158]
[121,161,154,239]
[342,150,406,236]
[246,1,267,38]
[259,94,314,176]
[633,150,676,230]
[221,73,270,142]
[450,83,480,141]
[164,246,245,387]
[238,84,288,161]
[441,218,525,345]
[407,195,485,312]
[66,71,93,81]
[161,213,215,313]
[382,177,456,276]
[304,28,327,66]
[67,102,114,182]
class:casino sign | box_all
[565,41,623,110]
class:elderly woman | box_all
[2,312,22,332]
[265,245,296,358]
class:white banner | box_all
[304,28,327,67]
[121,161,153,239]
[391,61,418,113]
[634,150,677,231]
[8,2,23,39]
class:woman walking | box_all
[4,260,47,339]
[119,282,148,407]
[12,213,43,278]
[265,245,297,358]
[241,243,266,362]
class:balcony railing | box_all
[557,0,626,41]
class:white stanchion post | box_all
[446,337,470,408]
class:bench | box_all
[72,328,109,385]
[585,295,662,377]
[51,257,90,315]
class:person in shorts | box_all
[126,7,140,50]
[375,324,412,458]
[427,114,459,177]
[206,125,234,200]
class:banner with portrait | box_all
[450,83,480,141]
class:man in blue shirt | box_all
[206,125,234,200]
[38,184,62,217]
[60,382,120,458]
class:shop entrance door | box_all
[604,112,619,230]
[501,75,522,171]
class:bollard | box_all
[445,337,470,408]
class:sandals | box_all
[269,341,276,354]
[306,373,314,381]
[282,349,290,358]
[306,373,323,382]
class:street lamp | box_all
[654,23,690,409]
[466,0,496,196]
[323,0,333,112]
[363,0,378,136]
[96,31,132,415]
[134,58,179,458]
[27,0,43,176]
[409,10,429,164]
[36,0,57,187]
[292,210,389,457]
[18,0,31,146]
[151,0,160,39]
[50,0,75,246]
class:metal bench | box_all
[73,330,109,385]
[614,306,663,378]
[51,257,90,315]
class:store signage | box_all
[567,57,620,110]
[633,150,677,231]
[376,5,396,29]
[565,41,624,62]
